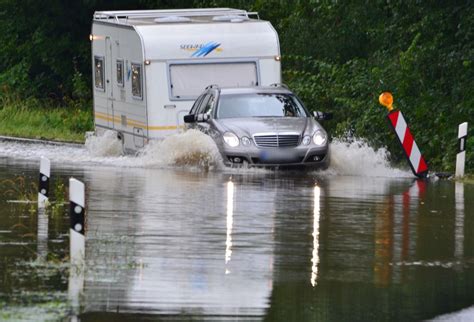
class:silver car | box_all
[184,84,331,168]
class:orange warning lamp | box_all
[379,92,394,112]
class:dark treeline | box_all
[0,0,473,171]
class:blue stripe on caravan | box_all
[192,42,221,57]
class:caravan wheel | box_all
[116,131,126,154]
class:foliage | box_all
[0,0,472,171]
[275,1,474,172]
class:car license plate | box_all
[259,149,285,161]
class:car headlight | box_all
[223,132,240,147]
[241,136,251,146]
[313,130,327,146]
[302,135,311,146]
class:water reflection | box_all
[311,185,320,287]
[36,208,48,260]
[371,179,433,286]
[374,194,394,286]
[81,169,274,318]
[455,182,464,260]
[1,159,474,321]
[68,261,84,314]
[225,180,234,271]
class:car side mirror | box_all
[313,111,333,121]
[183,114,195,123]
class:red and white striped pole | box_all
[379,92,429,178]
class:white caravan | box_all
[91,8,281,153]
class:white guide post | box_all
[455,122,468,178]
[69,178,85,265]
[68,178,85,311]
[38,157,50,208]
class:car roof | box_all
[218,86,293,95]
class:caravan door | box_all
[105,37,115,128]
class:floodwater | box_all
[0,132,473,321]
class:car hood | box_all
[214,117,323,137]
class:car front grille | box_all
[253,134,300,148]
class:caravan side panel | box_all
[91,22,147,152]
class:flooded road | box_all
[0,135,473,321]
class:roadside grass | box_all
[0,297,69,321]
[458,174,474,184]
[0,96,93,143]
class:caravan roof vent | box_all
[212,15,249,22]
[154,16,191,23]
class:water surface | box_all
[0,136,473,321]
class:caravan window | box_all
[169,62,258,99]
[131,63,143,99]
[94,56,105,91]
[116,60,124,87]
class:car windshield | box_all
[216,93,309,119]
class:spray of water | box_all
[83,129,224,169]
[0,131,411,177]
[320,138,411,178]
[136,129,223,169]
[82,133,410,177]
[85,130,123,157]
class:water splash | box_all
[432,306,474,321]
[137,129,223,169]
[84,129,223,169]
[0,132,410,177]
[0,130,222,170]
[85,130,123,157]
[321,138,411,178]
